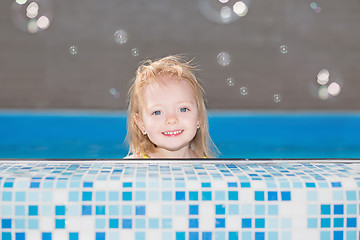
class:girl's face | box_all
[135,75,200,156]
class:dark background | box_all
[1,0,359,110]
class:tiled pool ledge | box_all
[0,160,359,240]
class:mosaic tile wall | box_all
[0,160,359,240]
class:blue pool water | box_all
[1,110,360,159]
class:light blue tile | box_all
[292,182,303,188]
[135,232,145,240]
[1,205,12,216]
[96,219,106,229]
[95,191,106,201]
[108,192,119,201]
[162,218,172,229]
[318,182,329,188]
[268,205,278,215]
[175,182,185,188]
[149,218,159,229]
[69,191,79,202]
[268,232,278,240]
[69,181,81,188]
[56,181,67,188]
[136,182,146,188]
[149,181,159,188]
[109,205,119,216]
[268,218,278,229]
[42,192,52,202]
[148,191,159,201]
[2,191,12,201]
[67,205,80,216]
[162,232,172,240]
[135,219,146,229]
[15,206,25,216]
[333,191,344,201]
[162,205,172,215]
[43,181,53,188]
[281,218,291,229]
[320,231,330,240]
[175,205,186,216]
[215,231,226,240]
[346,231,356,240]
[109,232,119,240]
[346,191,356,201]
[266,181,277,188]
[215,191,225,201]
[228,205,239,215]
[28,192,39,202]
[346,204,356,215]
[15,219,25,229]
[280,182,290,188]
[15,181,28,189]
[307,218,317,228]
[281,232,291,240]
[135,191,146,201]
[307,204,318,215]
[241,204,252,215]
[255,205,265,215]
[162,191,172,201]
[41,205,53,216]
[242,232,252,240]
[122,205,132,215]
[307,191,317,201]
[28,219,39,229]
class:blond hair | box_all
[126,55,218,158]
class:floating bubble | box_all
[109,88,120,98]
[198,0,251,24]
[11,0,54,34]
[69,46,78,55]
[273,94,281,103]
[280,45,288,54]
[226,77,235,87]
[310,2,317,10]
[318,86,329,100]
[328,82,341,96]
[217,52,231,66]
[315,6,321,13]
[233,1,248,17]
[131,48,139,57]
[317,68,329,85]
[114,29,128,44]
[240,86,248,95]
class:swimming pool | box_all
[1,110,360,159]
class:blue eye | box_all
[180,107,189,112]
[152,110,161,116]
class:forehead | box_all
[141,75,196,104]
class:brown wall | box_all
[1,0,360,110]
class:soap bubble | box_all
[109,88,120,98]
[240,86,248,95]
[280,45,288,54]
[198,0,251,24]
[131,48,139,57]
[226,77,235,86]
[328,82,341,96]
[317,68,330,85]
[217,52,231,66]
[11,0,54,33]
[114,29,128,44]
[273,94,281,103]
[69,46,78,55]
[318,86,329,100]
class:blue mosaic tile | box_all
[0,161,359,240]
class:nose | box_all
[166,114,178,125]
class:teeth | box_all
[163,130,182,135]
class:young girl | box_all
[125,55,218,158]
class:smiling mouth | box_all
[162,130,184,136]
